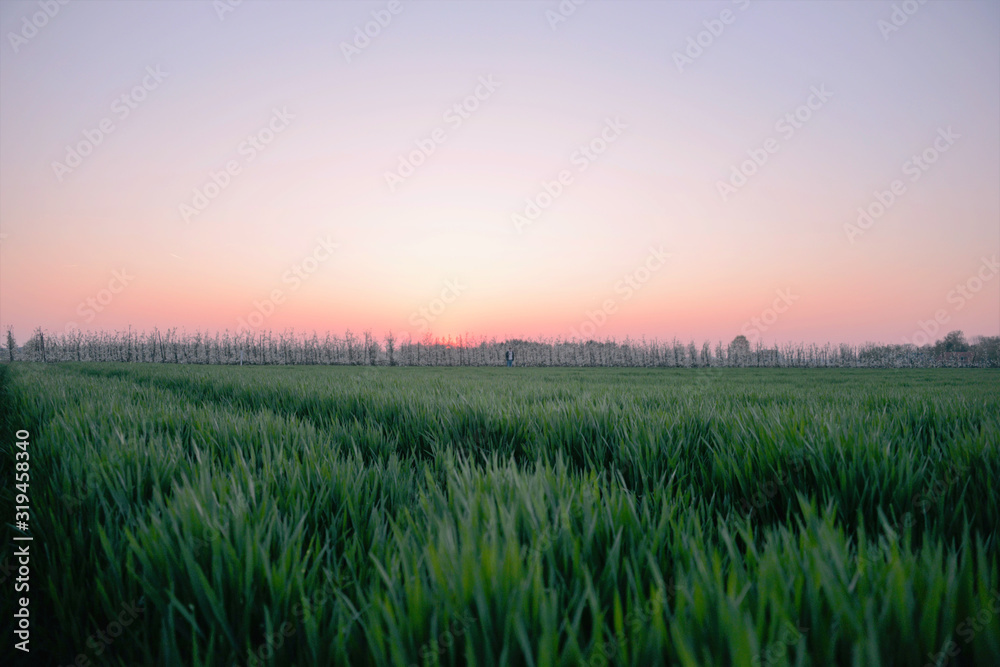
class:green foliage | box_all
[1,364,998,666]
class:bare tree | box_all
[385,331,396,366]
[5,326,15,362]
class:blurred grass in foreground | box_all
[1,363,997,666]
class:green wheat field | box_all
[2,363,998,666]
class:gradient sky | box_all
[1,0,998,346]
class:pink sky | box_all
[1,1,998,346]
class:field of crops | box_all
[1,363,998,666]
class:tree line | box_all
[4,327,998,368]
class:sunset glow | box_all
[1,0,997,346]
